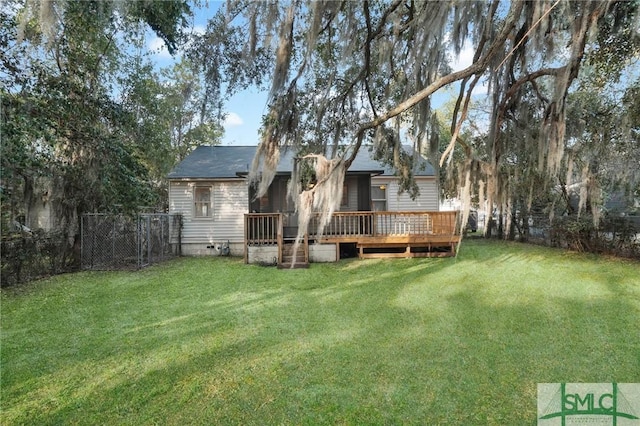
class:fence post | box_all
[137,215,141,269]
[147,216,151,265]
[81,215,84,269]
[112,218,116,266]
[91,215,96,269]
[160,216,165,261]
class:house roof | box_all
[167,145,435,179]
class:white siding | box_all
[371,176,439,211]
[169,175,437,251]
[169,180,249,244]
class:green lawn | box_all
[1,239,639,425]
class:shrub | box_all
[549,215,639,258]
[1,230,76,287]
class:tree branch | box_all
[440,75,479,167]
[345,0,525,168]
[363,0,377,119]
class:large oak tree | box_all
[196,0,639,239]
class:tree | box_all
[196,0,637,239]
[1,0,191,254]
[119,57,225,209]
[160,59,224,162]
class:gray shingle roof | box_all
[167,145,435,179]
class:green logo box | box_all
[538,383,640,425]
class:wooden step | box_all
[277,261,309,269]
[279,242,309,268]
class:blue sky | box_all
[145,2,482,147]
[146,1,269,146]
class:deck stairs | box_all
[278,238,309,269]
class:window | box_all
[341,184,348,207]
[371,184,387,211]
[194,187,211,218]
[259,194,269,212]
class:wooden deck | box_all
[244,211,461,263]
[320,234,461,258]
[312,211,460,258]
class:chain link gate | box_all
[81,213,182,270]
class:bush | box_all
[1,230,76,287]
[549,215,639,258]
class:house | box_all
[167,145,460,267]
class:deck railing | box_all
[310,211,374,237]
[245,211,459,243]
[245,213,282,245]
[374,211,458,236]
[310,211,459,238]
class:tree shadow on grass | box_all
[5,256,460,424]
[4,243,639,424]
[31,261,640,424]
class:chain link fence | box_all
[480,212,639,259]
[1,230,76,287]
[81,213,182,270]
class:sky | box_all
[145,2,269,146]
[145,2,483,147]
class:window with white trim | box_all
[371,184,387,211]
[194,186,212,218]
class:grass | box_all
[1,239,639,425]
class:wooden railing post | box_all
[277,213,283,264]
[244,214,248,263]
